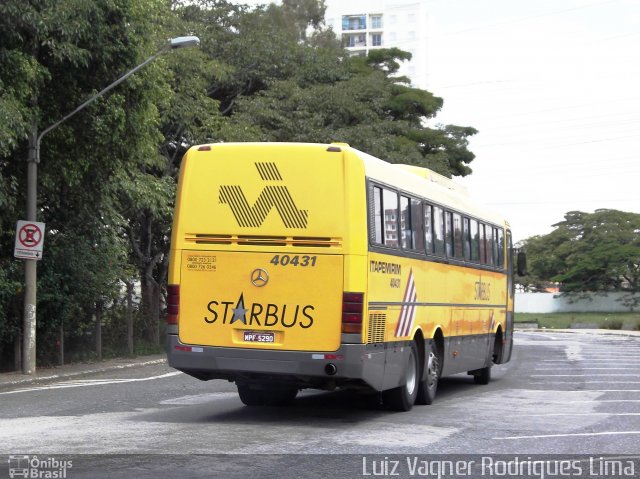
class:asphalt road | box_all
[1,331,639,478]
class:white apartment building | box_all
[324,0,429,89]
[228,0,430,90]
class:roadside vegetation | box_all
[515,312,640,331]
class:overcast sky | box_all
[423,0,640,241]
[231,0,639,242]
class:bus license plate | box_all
[243,331,275,343]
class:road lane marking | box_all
[159,392,238,405]
[494,431,640,440]
[0,372,181,395]
[527,413,640,416]
[531,374,640,377]
[534,365,637,376]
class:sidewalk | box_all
[514,326,640,337]
[0,354,167,388]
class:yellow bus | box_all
[166,142,523,411]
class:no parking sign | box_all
[14,220,46,260]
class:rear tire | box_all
[237,383,264,406]
[416,340,440,405]
[382,341,419,411]
[262,387,298,406]
[473,366,491,385]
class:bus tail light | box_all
[167,284,180,325]
[342,292,364,334]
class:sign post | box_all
[14,221,45,260]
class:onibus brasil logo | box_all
[8,455,72,478]
[219,162,308,229]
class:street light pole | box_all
[21,36,200,374]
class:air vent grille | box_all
[367,313,386,344]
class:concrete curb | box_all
[0,356,167,388]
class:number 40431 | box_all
[270,255,317,267]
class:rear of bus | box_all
[166,143,370,405]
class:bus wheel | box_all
[237,383,264,406]
[383,341,419,411]
[472,366,491,385]
[416,340,440,405]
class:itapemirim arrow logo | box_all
[219,162,308,229]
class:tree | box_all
[521,209,640,293]
[0,0,173,365]
[228,47,477,176]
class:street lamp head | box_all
[170,36,200,49]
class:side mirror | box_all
[516,251,527,276]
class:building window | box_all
[342,15,366,31]
[343,34,366,48]
[371,33,382,46]
[371,15,383,29]
[407,31,416,41]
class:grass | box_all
[515,312,640,330]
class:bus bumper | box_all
[166,334,394,391]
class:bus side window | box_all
[463,217,471,260]
[479,223,486,263]
[445,211,454,257]
[497,228,505,268]
[382,188,399,248]
[470,219,480,261]
[485,225,494,265]
[372,186,383,244]
[411,198,425,252]
[424,203,434,254]
[400,196,412,249]
[433,206,445,255]
[453,213,463,258]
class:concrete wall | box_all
[515,292,638,313]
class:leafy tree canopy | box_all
[521,209,640,293]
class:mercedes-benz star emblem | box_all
[251,268,269,287]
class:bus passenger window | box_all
[479,223,486,263]
[424,204,434,253]
[485,225,494,265]
[434,207,445,255]
[453,213,463,258]
[411,198,425,252]
[463,217,471,260]
[400,196,412,249]
[497,228,505,267]
[470,219,480,261]
[373,186,383,244]
[445,211,454,257]
[383,188,399,247]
